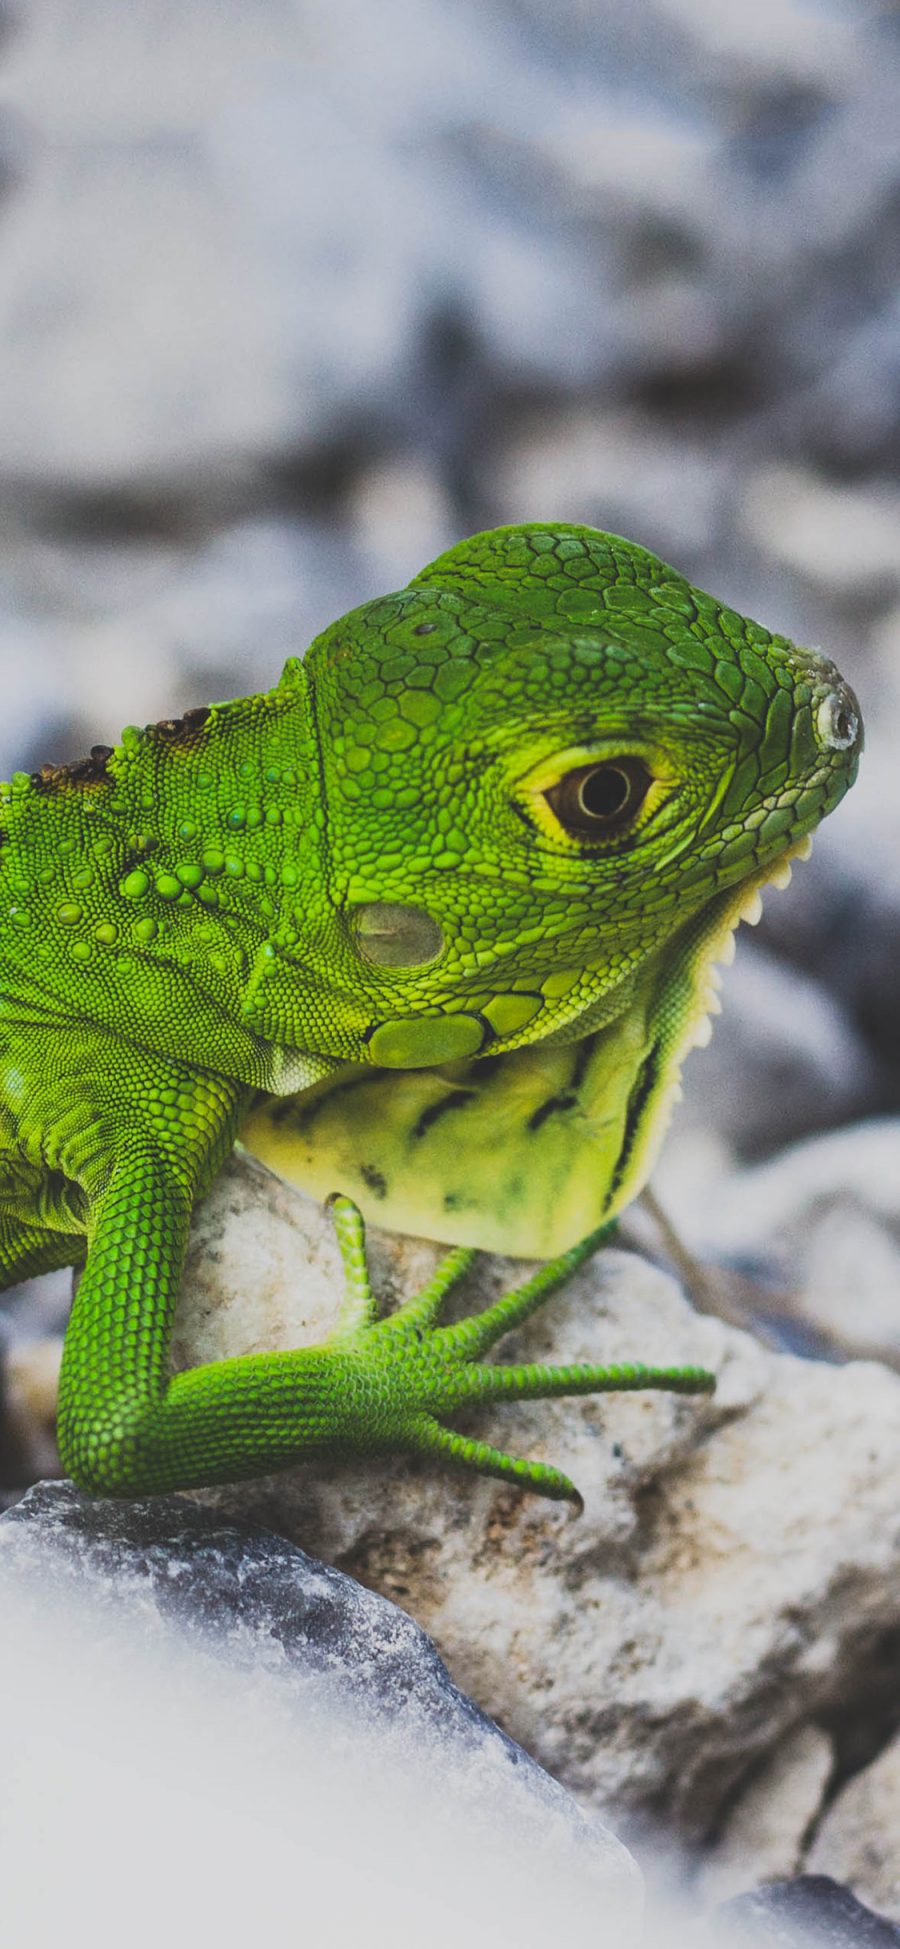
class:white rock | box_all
[698,1725,834,1909]
[656,1118,900,1364]
[662,1116,900,1249]
[805,1731,900,1923]
[741,467,900,598]
[653,0,856,83]
[169,1151,900,1841]
[795,1200,900,1364]
[489,409,734,562]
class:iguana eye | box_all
[544,758,652,840]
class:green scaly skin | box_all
[0,525,861,1503]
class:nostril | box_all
[816,688,861,753]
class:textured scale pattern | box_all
[0,524,861,1500]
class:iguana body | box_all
[0,525,861,1500]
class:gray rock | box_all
[0,1476,578,1785]
[717,1876,900,1947]
[0,1478,641,1947]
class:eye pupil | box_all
[544,757,651,842]
[579,766,630,818]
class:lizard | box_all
[0,523,861,1504]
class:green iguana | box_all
[0,525,861,1503]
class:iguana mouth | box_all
[679,831,815,1058]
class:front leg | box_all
[60,1133,370,1493]
[59,1094,714,1499]
[56,1054,246,1494]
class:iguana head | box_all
[302,522,861,1067]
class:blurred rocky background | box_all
[1,0,898,1156]
[4,3,900,1942]
[3,0,900,1343]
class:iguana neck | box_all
[240,838,810,1256]
[588,840,809,1221]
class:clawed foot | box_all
[324,1195,716,1507]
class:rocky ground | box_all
[3,1,900,1943]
